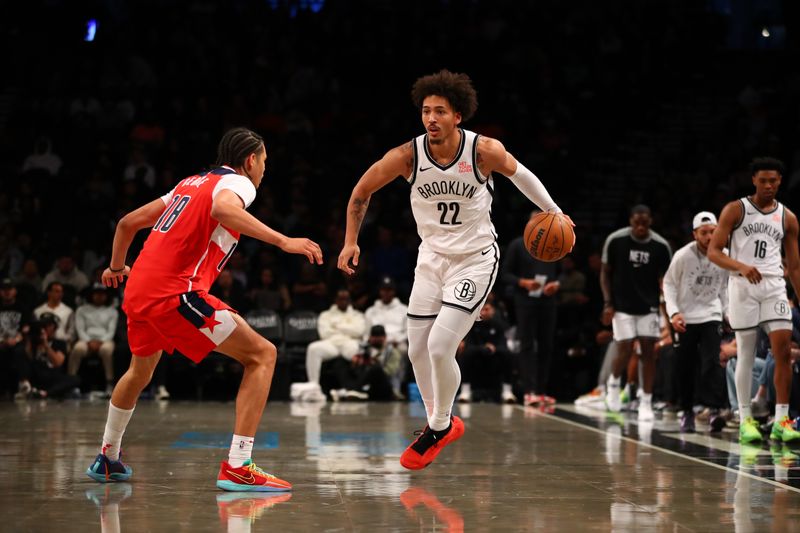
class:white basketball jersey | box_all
[407,129,496,254]
[729,197,785,277]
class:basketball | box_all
[523,212,575,262]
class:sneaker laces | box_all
[410,426,440,454]
[245,462,277,480]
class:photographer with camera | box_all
[329,325,403,402]
[16,313,80,399]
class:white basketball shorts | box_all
[407,242,500,318]
[727,275,791,331]
[612,311,660,341]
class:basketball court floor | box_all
[3,399,800,532]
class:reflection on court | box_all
[3,400,800,531]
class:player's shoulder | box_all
[605,227,631,244]
[475,135,506,156]
[649,230,670,250]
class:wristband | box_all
[109,266,125,273]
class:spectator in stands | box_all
[15,313,79,399]
[69,283,118,396]
[457,301,516,404]
[291,262,329,312]
[329,325,403,402]
[250,267,291,312]
[365,276,408,346]
[34,281,74,344]
[211,269,250,314]
[41,255,90,305]
[0,278,33,398]
[301,289,366,394]
[14,258,43,306]
[364,276,408,396]
[501,211,561,407]
[0,233,24,280]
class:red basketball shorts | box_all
[124,290,238,362]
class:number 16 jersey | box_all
[729,197,785,278]
[408,129,496,254]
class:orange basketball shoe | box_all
[216,459,292,492]
[400,416,464,470]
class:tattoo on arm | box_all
[351,196,370,230]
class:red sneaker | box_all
[216,459,292,492]
[400,416,464,470]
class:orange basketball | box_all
[523,212,575,262]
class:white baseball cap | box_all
[692,211,717,229]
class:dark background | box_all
[1,0,799,398]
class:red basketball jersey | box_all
[124,167,256,313]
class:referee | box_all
[663,212,729,432]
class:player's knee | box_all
[249,338,277,368]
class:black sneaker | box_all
[680,413,696,433]
[709,414,727,432]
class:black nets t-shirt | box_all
[601,228,672,315]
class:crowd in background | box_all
[2,0,800,406]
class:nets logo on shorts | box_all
[774,301,790,317]
[454,279,477,302]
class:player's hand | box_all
[338,243,360,275]
[601,304,614,326]
[670,313,687,333]
[738,264,762,284]
[282,238,323,265]
[102,266,130,288]
[558,213,576,252]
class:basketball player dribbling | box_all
[708,157,800,444]
[86,128,323,491]
[337,70,570,469]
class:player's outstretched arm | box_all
[708,201,761,283]
[211,189,322,265]
[338,142,413,275]
[783,208,800,297]
[477,137,564,216]
[103,199,169,288]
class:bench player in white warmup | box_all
[708,157,800,444]
[337,69,570,469]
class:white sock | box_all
[640,392,652,406]
[101,402,135,461]
[776,404,789,421]
[740,405,752,420]
[607,375,621,388]
[461,383,472,396]
[502,383,512,395]
[228,434,254,468]
[427,308,476,431]
[734,329,758,419]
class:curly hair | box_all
[216,127,264,168]
[411,69,478,121]
[750,156,785,176]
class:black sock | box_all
[432,423,452,438]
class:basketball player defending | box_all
[86,128,323,490]
[337,70,568,469]
[708,157,800,444]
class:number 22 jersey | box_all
[124,166,256,314]
[408,129,496,254]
